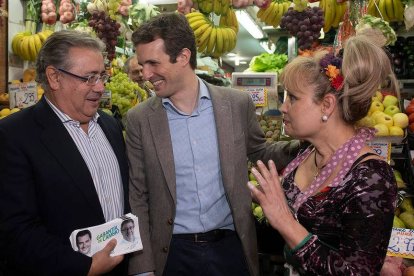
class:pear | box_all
[399,212,414,229]
[393,215,406,228]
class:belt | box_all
[173,229,235,243]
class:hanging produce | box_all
[41,0,57,25]
[185,10,238,57]
[355,14,396,46]
[280,5,325,50]
[219,7,239,33]
[129,3,160,30]
[404,0,414,30]
[256,0,292,28]
[11,30,54,61]
[58,0,76,24]
[367,0,404,22]
[319,0,347,32]
[194,0,232,15]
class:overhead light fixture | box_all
[226,52,237,57]
[260,40,276,54]
[236,10,265,39]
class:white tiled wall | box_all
[8,0,25,81]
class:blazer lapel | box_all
[148,99,176,201]
[208,84,235,197]
[34,98,105,218]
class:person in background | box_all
[248,35,398,275]
[125,12,302,276]
[124,54,155,98]
[76,230,93,256]
[0,30,129,276]
[124,55,145,88]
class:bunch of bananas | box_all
[257,1,292,28]
[186,11,237,57]
[319,0,347,32]
[195,0,231,15]
[367,0,404,22]
[12,30,53,62]
[219,7,239,33]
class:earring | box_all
[322,115,328,122]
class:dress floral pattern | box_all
[283,158,397,275]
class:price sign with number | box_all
[387,228,414,259]
[8,81,38,109]
[100,90,112,109]
[366,141,391,163]
[243,87,267,107]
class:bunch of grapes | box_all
[108,0,121,20]
[105,72,146,117]
[280,6,324,50]
[88,11,121,61]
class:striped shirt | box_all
[45,97,124,221]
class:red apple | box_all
[406,104,414,115]
[409,113,414,124]
[409,122,414,132]
[410,98,414,105]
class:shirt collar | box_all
[161,77,210,112]
[45,96,100,126]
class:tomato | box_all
[406,104,414,115]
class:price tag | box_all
[387,227,414,259]
[243,87,267,107]
[8,81,38,109]
[366,141,391,163]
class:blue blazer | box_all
[0,96,129,275]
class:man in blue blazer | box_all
[0,31,129,275]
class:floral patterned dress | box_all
[283,157,397,275]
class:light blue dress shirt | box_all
[162,79,234,234]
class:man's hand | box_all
[88,239,124,276]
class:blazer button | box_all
[167,218,173,225]
[163,247,168,253]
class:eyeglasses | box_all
[57,68,110,85]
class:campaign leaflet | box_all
[69,213,143,257]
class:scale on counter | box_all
[231,72,279,113]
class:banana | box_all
[37,31,48,43]
[319,0,326,14]
[257,8,265,19]
[393,0,404,21]
[213,0,221,15]
[284,1,291,13]
[226,27,237,52]
[19,36,32,61]
[190,17,209,30]
[378,0,390,21]
[332,1,346,28]
[221,27,230,53]
[12,33,26,56]
[367,0,379,17]
[269,3,280,26]
[228,8,239,33]
[206,26,217,55]
[262,2,276,24]
[185,12,205,24]
[33,34,43,55]
[193,22,211,40]
[214,27,224,55]
[222,0,230,16]
[323,0,336,33]
[28,35,38,61]
[384,0,394,20]
[197,24,213,53]
[273,3,284,27]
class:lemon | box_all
[0,108,11,117]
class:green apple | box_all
[368,100,384,115]
[393,112,409,129]
[382,95,399,108]
[356,116,376,127]
[374,113,393,127]
[253,206,263,217]
[249,172,256,181]
[374,91,383,102]
[384,105,401,116]
[399,211,414,229]
[389,126,404,136]
[374,123,389,136]
[393,216,406,228]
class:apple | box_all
[373,91,383,102]
[393,113,409,128]
[384,105,401,116]
[409,122,414,133]
[389,126,404,136]
[382,95,399,108]
[356,116,376,127]
[368,100,384,114]
[374,123,389,136]
[409,113,414,124]
[374,113,393,127]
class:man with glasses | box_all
[0,30,129,276]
